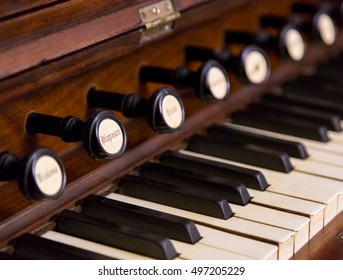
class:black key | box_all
[54,210,178,260]
[282,81,343,103]
[186,134,293,173]
[159,151,269,190]
[314,59,343,80]
[263,92,343,118]
[13,233,115,260]
[82,195,201,244]
[251,99,342,131]
[0,251,21,260]
[231,109,329,142]
[208,124,309,159]
[315,67,343,81]
[118,175,233,219]
[319,54,343,68]
[139,162,251,205]
[295,74,343,92]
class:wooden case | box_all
[1,0,343,259]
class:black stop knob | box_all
[226,25,306,62]
[185,45,270,84]
[25,111,127,160]
[260,15,307,61]
[0,147,66,201]
[291,2,337,45]
[139,60,230,104]
[328,1,343,26]
[87,87,185,133]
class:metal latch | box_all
[139,0,181,41]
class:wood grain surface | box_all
[0,0,342,259]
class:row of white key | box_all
[41,120,343,261]
[42,211,277,260]
[181,149,342,227]
[177,121,343,250]
[224,122,343,166]
[106,193,296,260]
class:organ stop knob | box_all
[225,25,306,63]
[185,45,270,85]
[0,147,66,201]
[25,111,127,160]
[291,2,337,45]
[139,60,230,104]
[87,87,185,133]
[259,15,307,61]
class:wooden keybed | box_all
[1,0,343,259]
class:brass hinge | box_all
[139,0,181,42]
[338,230,343,241]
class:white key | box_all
[292,158,343,181]
[108,193,295,260]
[100,194,278,260]
[220,123,343,214]
[172,240,254,260]
[266,172,341,224]
[249,189,325,239]
[328,126,343,143]
[195,224,278,260]
[42,231,155,260]
[230,203,309,252]
[180,150,342,225]
[308,149,343,167]
[42,229,253,260]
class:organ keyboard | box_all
[1,0,343,260]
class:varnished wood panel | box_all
[293,211,343,260]
[0,0,60,19]
[0,0,229,78]
[0,0,151,78]
[0,0,251,105]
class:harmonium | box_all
[1,0,343,260]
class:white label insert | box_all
[98,119,124,155]
[244,50,269,84]
[162,95,183,129]
[285,28,306,61]
[317,13,336,45]
[206,67,229,100]
[34,155,63,196]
